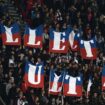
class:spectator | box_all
[0,0,105,105]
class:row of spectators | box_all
[0,0,105,105]
[11,0,105,37]
[0,0,8,19]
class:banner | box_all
[63,73,83,97]
[24,25,43,48]
[102,65,105,91]
[69,30,80,51]
[1,23,21,45]
[0,24,98,60]
[79,38,97,59]
[24,62,44,88]
[49,70,65,95]
[49,28,69,53]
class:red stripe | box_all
[49,40,69,53]
[63,84,82,97]
[49,82,63,95]
[2,33,21,45]
[80,48,97,59]
[24,35,42,48]
[24,74,44,88]
[102,77,105,90]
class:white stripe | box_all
[27,29,40,45]
[52,31,65,50]
[4,26,18,42]
[87,79,92,93]
[50,73,61,92]
[69,30,75,48]
[28,64,42,85]
[83,41,93,57]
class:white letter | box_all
[50,73,61,92]
[52,31,66,50]
[81,40,93,57]
[103,82,105,87]
[66,76,81,95]
[28,64,42,85]
[5,26,18,42]
[69,31,77,49]
[27,29,40,45]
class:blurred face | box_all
[102,92,105,98]
[88,8,91,12]
[30,89,34,94]
[44,29,48,33]
[88,29,92,34]
[35,97,39,102]
[94,93,98,98]
[9,71,12,77]
[74,52,78,57]
[37,58,41,63]
[66,15,69,20]
[29,50,32,55]
[36,13,40,18]
[5,74,8,78]
[56,23,60,28]
[51,65,54,69]
[100,53,103,58]
[77,12,80,18]
[50,8,53,13]
[74,63,78,69]
[19,91,23,98]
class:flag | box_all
[79,38,97,59]
[49,28,69,53]
[63,73,83,97]
[24,25,43,48]
[86,76,93,97]
[49,70,65,95]
[20,80,28,93]
[102,65,105,91]
[24,62,44,88]
[1,23,21,45]
[69,30,80,51]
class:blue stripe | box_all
[102,65,105,76]
[74,33,80,41]
[25,62,44,75]
[0,23,5,33]
[0,23,20,34]
[50,70,65,82]
[64,72,83,85]
[12,23,20,34]
[79,38,97,48]
[49,28,69,40]
[24,25,43,36]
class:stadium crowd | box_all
[0,0,105,105]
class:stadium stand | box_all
[0,0,105,105]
